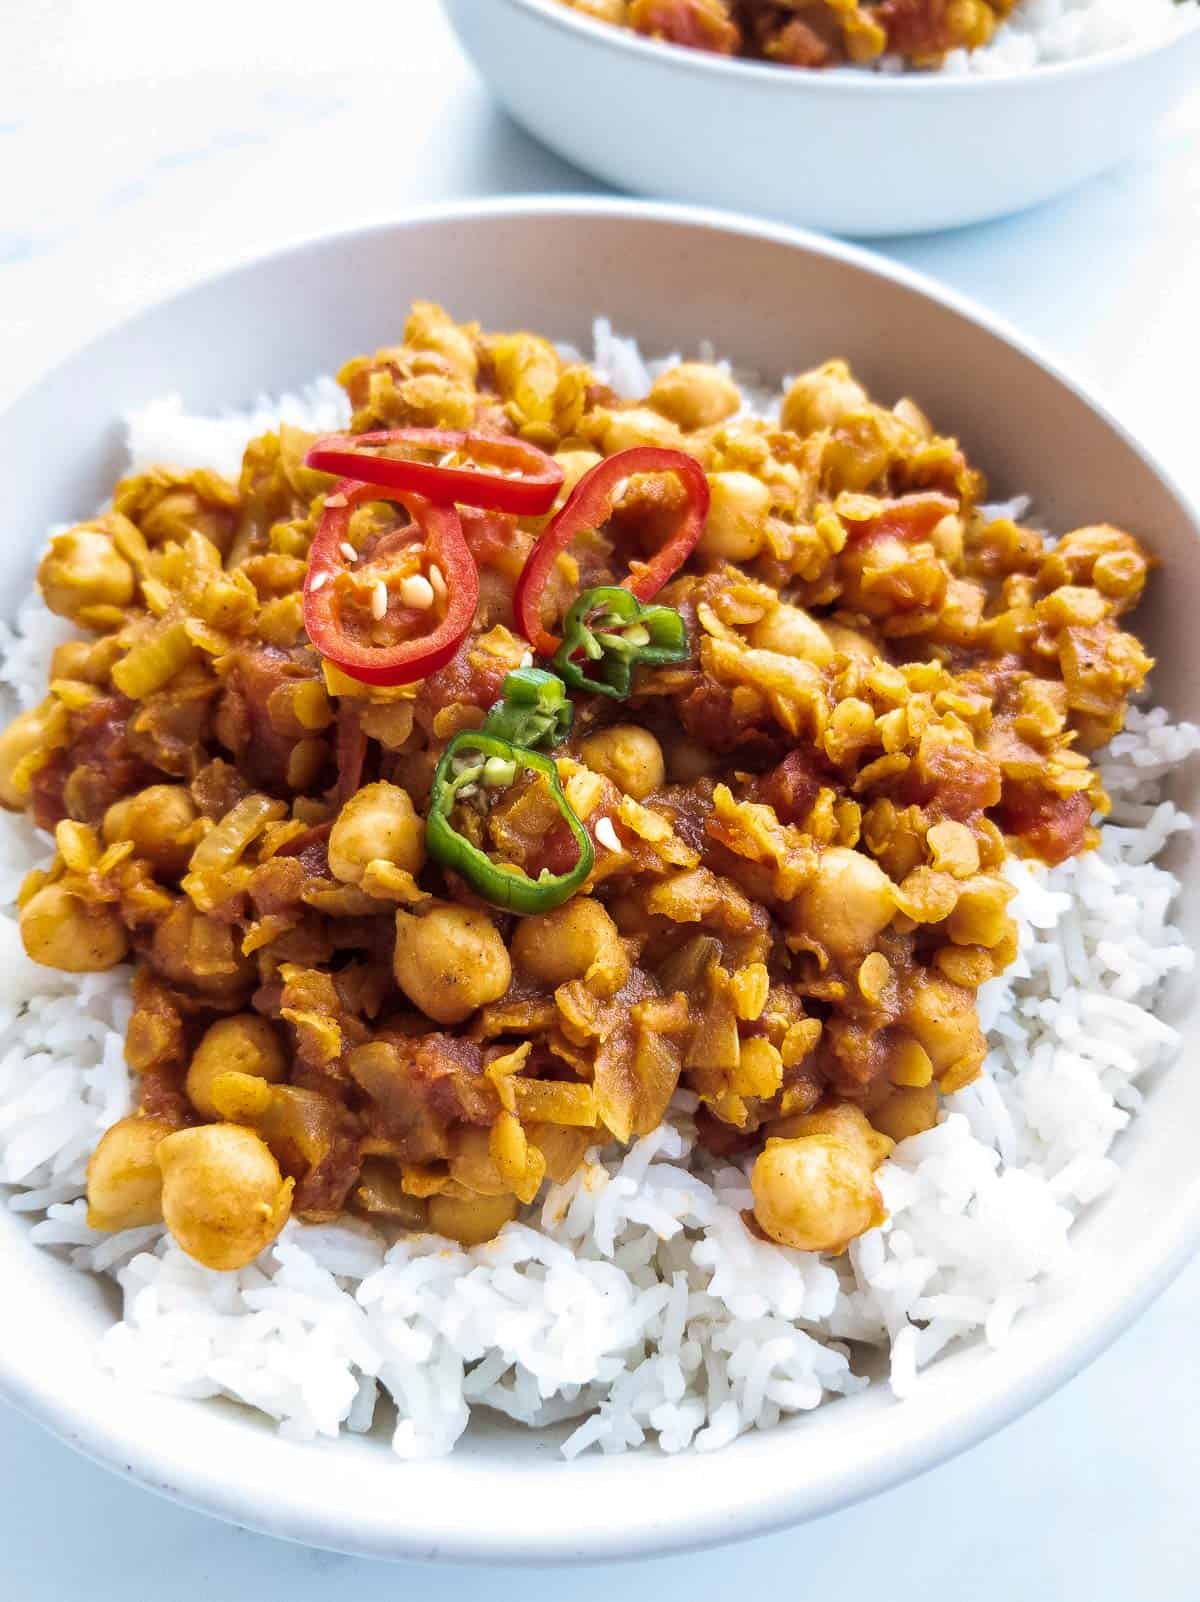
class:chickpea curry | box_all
[557,0,1020,70]
[1,302,1155,1273]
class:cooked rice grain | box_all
[952,0,1194,74]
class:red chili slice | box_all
[513,447,710,657]
[305,428,563,517]
[303,479,478,688]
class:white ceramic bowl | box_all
[1,199,1198,1563]
[443,0,1200,236]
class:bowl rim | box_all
[1,193,1199,1565]
[496,0,1200,91]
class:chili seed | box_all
[401,574,435,610]
[310,572,330,592]
[622,624,651,647]
[483,756,518,789]
[594,817,622,853]
[339,541,358,564]
[428,564,447,602]
[369,580,389,620]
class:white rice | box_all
[1,324,1195,1460]
[859,0,1196,74]
[124,377,350,484]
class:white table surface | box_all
[3,3,1199,1596]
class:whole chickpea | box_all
[665,735,719,784]
[903,974,985,1081]
[579,724,665,802]
[601,408,688,456]
[20,883,128,972]
[648,363,741,433]
[428,1191,518,1247]
[0,700,62,810]
[748,604,835,665]
[780,360,869,436]
[870,1084,940,1143]
[751,1134,885,1253]
[103,784,198,876]
[186,1014,288,1121]
[698,471,770,562]
[328,781,424,885]
[38,527,135,624]
[797,847,895,962]
[511,896,629,998]
[86,1114,175,1231]
[157,1123,294,1271]
[393,902,511,1024]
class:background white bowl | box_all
[442,0,1200,237]
[0,198,1198,1563]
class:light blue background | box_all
[3,4,1199,1596]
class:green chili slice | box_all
[426,729,594,914]
[482,667,573,749]
[551,585,689,700]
